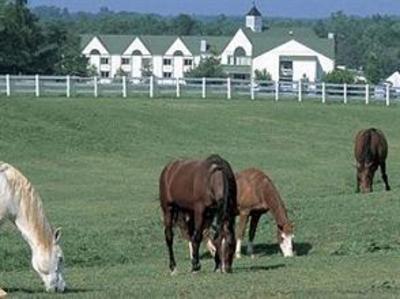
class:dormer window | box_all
[90,49,101,55]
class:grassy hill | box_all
[0,97,400,298]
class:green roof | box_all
[242,27,335,59]
[80,28,334,59]
[81,34,230,56]
[180,36,231,55]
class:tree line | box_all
[0,2,399,83]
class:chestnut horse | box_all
[354,128,390,193]
[159,154,237,274]
[235,168,294,258]
[183,168,294,259]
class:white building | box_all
[386,71,400,88]
[81,5,335,82]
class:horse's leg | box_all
[247,213,261,258]
[235,212,249,258]
[380,161,391,191]
[356,174,360,193]
[163,206,177,274]
[191,208,204,273]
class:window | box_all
[184,59,193,66]
[163,72,172,78]
[121,58,130,65]
[163,59,172,66]
[101,71,110,78]
[90,49,101,55]
[100,57,109,65]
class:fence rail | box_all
[0,75,399,105]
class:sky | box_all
[28,0,400,18]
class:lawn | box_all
[0,97,399,298]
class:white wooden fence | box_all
[0,75,398,106]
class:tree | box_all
[254,69,272,81]
[185,56,226,78]
[323,69,355,84]
[0,0,45,73]
[170,14,198,36]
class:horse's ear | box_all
[54,227,62,243]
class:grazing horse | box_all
[159,154,237,274]
[0,162,65,292]
[354,128,390,193]
[235,168,294,258]
[183,168,293,259]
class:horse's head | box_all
[32,228,66,293]
[277,223,294,257]
[357,161,376,193]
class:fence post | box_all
[322,82,326,103]
[250,78,255,100]
[202,77,206,99]
[298,80,302,102]
[227,77,231,100]
[343,83,347,104]
[275,81,279,101]
[66,75,71,98]
[122,76,127,98]
[149,76,154,98]
[176,78,180,98]
[365,84,369,104]
[6,74,10,97]
[94,76,98,98]
[386,84,390,106]
[35,74,40,97]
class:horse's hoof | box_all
[170,269,178,276]
[191,264,201,273]
[250,254,256,259]
[235,253,241,259]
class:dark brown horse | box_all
[235,168,294,258]
[354,128,390,193]
[159,154,237,274]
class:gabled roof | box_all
[242,27,335,59]
[81,34,231,56]
[247,5,262,17]
[81,34,136,54]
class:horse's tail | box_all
[206,154,237,219]
[361,128,375,162]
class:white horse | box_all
[0,162,65,293]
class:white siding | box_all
[82,37,109,55]
[153,56,163,78]
[253,39,334,82]
[123,38,151,56]
[83,37,110,75]
[165,38,193,78]
[165,38,192,56]
[220,29,252,65]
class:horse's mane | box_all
[1,162,53,250]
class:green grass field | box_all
[0,97,400,298]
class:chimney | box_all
[200,40,208,53]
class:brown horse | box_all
[354,128,390,193]
[183,168,294,259]
[159,154,237,274]
[235,168,294,258]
